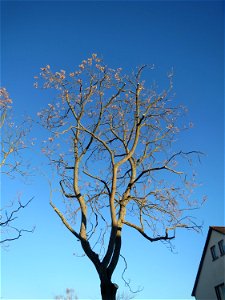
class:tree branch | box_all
[123,220,175,242]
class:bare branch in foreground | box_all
[0,198,34,244]
[1,87,34,245]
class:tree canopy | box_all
[36,54,203,299]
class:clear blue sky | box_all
[1,1,224,299]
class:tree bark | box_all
[100,280,118,300]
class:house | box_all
[192,226,225,300]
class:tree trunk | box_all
[100,280,118,300]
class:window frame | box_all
[215,283,224,300]
[218,239,225,256]
[211,245,219,261]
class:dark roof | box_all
[211,226,225,234]
[192,226,225,296]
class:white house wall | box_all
[195,230,225,300]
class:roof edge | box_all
[211,226,225,235]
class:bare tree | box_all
[55,288,78,300]
[36,55,203,299]
[0,88,33,244]
[116,291,135,300]
[54,288,133,300]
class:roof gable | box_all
[192,226,225,296]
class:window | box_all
[211,245,219,260]
[215,283,225,300]
[218,240,225,256]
